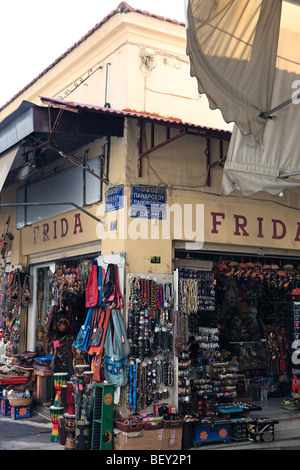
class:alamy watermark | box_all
[291,80,300,104]
[95,196,204,246]
[292,340,300,365]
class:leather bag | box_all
[85,261,98,308]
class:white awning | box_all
[186,0,300,196]
[186,0,283,142]
[0,145,20,193]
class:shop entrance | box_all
[174,249,300,415]
[27,256,98,354]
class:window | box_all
[16,156,102,228]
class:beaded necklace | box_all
[128,361,136,410]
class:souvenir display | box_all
[50,405,64,442]
[126,277,174,412]
[6,251,300,451]
[49,362,95,449]
[53,372,68,406]
[63,413,76,450]
[0,268,32,358]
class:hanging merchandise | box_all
[89,307,106,347]
[85,261,99,308]
[126,276,174,413]
[50,309,75,377]
[0,268,32,358]
[21,273,31,306]
[102,264,123,308]
[7,271,21,305]
[72,262,125,384]
[104,309,130,386]
[96,266,104,307]
[73,307,95,351]
[102,264,116,303]
[177,267,222,416]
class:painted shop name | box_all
[33,213,83,244]
[211,212,300,240]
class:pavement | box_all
[0,403,63,451]
[1,398,300,451]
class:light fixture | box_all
[279,191,284,197]
[15,161,38,182]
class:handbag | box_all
[90,307,113,379]
[102,264,115,302]
[104,309,129,386]
[114,266,123,309]
[96,266,104,307]
[102,264,123,308]
[85,261,98,308]
[89,308,106,347]
[73,307,94,351]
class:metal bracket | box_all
[138,121,186,177]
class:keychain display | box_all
[178,269,215,314]
[126,277,174,412]
[177,268,221,416]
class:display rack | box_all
[91,383,114,450]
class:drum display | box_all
[83,371,94,385]
[58,414,67,447]
[63,413,76,450]
[75,419,91,450]
[60,384,68,412]
[53,373,68,406]
[50,405,64,442]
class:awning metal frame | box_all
[26,105,109,185]
[0,202,103,223]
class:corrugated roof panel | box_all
[40,96,231,138]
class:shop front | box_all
[1,183,300,450]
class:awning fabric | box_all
[0,146,20,193]
[186,0,300,196]
[186,0,282,141]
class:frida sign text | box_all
[33,213,83,244]
[211,211,300,241]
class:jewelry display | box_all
[126,277,174,412]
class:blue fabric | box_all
[104,309,129,386]
[96,267,103,307]
[73,307,94,351]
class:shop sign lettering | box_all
[211,212,300,241]
[33,213,83,244]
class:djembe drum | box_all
[58,414,67,447]
[53,372,68,406]
[75,419,91,450]
[60,384,68,412]
[83,370,94,385]
[50,405,64,442]
[63,413,76,450]
[66,381,75,414]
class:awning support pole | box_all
[259,92,300,120]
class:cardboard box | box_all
[113,428,164,451]
[162,426,183,450]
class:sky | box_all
[0,0,187,107]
